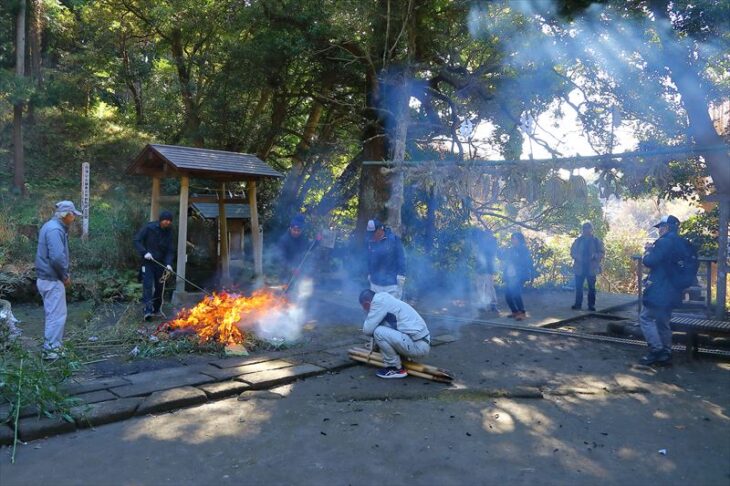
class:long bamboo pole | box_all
[348,353,452,383]
[349,347,454,379]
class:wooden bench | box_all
[671,315,730,358]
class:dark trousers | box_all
[505,280,525,313]
[574,274,596,308]
[142,262,165,314]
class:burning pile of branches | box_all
[156,289,291,345]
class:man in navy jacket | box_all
[366,219,406,299]
[134,211,175,320]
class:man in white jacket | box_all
[359,289,430,379]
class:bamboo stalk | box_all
[12,358,23,464]
[348,352,453,383]
[349,347,454,380]
[350,347,452,377]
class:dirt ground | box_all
[2,319,729,486]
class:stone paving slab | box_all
[200,359,295,380]
[110,367,217,398]
[0,424,14,446]
[236,364,326,389]
[72,397,144,428]
[197,381,252,399]
[63,376,132,396]
[210,352,295,369]
[298,351,356,371]
[0,404,38,421]
[17,416,76,442]
[136,386,208,415]
[74,390,118,404]
[432,334,458,345]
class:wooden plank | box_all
[150,176,160,221]
[218,182,230,285]
[248,180,262,276]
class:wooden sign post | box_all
[81,162,90,240]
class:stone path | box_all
[0,334,458,444]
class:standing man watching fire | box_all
[358,289,430,379]
[366,219,406,299]
[570,222,605,311]
[134,210,175,321]
[36,201,82,359]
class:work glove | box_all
[166,265,173,272]
[397,275,406,287]
[144,252,153,260]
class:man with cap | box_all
[366,219,406,299]
[639,215,683,366]
[134,211,175,321]
[277,214,311,284]
[35,201,82,358]
[570,221,605,311]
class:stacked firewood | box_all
[348,346,453,383]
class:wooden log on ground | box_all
[348,347,454,380]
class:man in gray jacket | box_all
[35,201,81,358]
[358,289,430,379]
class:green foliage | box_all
[680,207,719,255]
[0,340,82,426]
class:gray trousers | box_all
[639,306,673,354]
[373,325,430,368]
[37,279,67,350]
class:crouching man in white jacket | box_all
[358,289,430,379]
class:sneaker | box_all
[587,306,596,311]
[639,351,672,367]
[514,311,527,321]
[571,304,581,310]
[143,313,153,322]
[376,367,408,379]
[43,350,60,360]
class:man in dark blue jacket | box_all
[134,211,175,320]
[639,215,684,366]
[277,215,311,283]
[367,219,406,299]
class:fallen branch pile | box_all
[348,347,454,383]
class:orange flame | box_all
[164,289,290,345]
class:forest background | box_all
[0,0,727,305]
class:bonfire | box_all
[158,289,291,345]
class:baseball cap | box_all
[55,200,82,216]
[366,219,383,232]
[653,215,679,228]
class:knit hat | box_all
[290,215,305,228]
[159,210,173,222]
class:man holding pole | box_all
[134,210,175,321]
[358,289,430,379]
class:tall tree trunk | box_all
[13,0,26,195]
[121,38,144,125]
[170,28,203,146]
[26,0,42,124]
[650,0,730,318]
[386,71,408,237]
[275,81,332,223]
[256,90,288,160]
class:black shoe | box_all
[639,351,672,366]
[571,305,581,310]
[587,306,596,311]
